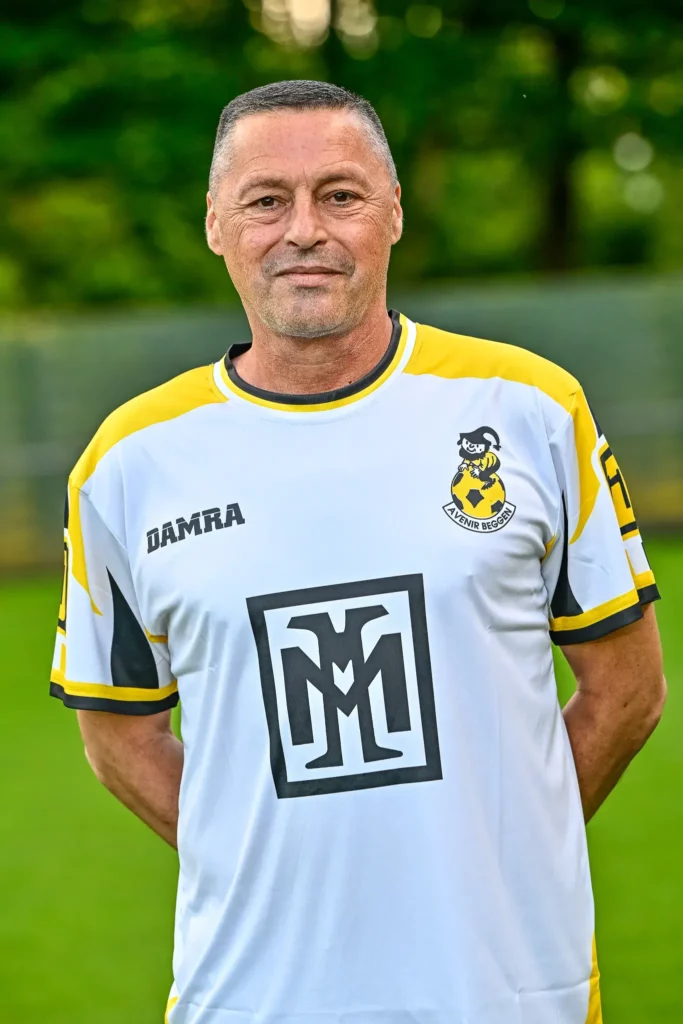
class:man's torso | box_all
[57,315,622,1023]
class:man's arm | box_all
[77,709,183,848]
[561,603,666,823]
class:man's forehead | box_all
[228,108,383,180]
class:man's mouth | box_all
[277,266,343,275]
[275,267,345,286]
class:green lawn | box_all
[0,542,681,1022]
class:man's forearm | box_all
[561,604,666,823]
[563,687,660,822]
[78,710,183,847]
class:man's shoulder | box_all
[71,363,226,491]
[404,321,581,412]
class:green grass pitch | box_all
[0,540,681,1022]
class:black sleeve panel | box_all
[108,570,159,690]
[550,496,583,620]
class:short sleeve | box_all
[542,388,660,645]
[51,483,178,714]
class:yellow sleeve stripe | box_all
[50,671,178,703]
[632,568,656,592]
[68,365,226,612]
[550,589,640,633]
[58,532,70,626]
[568,391,601,546]
[404,324,600,546]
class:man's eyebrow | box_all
[237,175,289,199]
[313,169,370,188]
[237,167,370,199]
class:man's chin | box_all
[260,297,356,340]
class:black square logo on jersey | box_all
[247,575,441,798]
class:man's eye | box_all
[256,196,278,209]
[331,191,355,203]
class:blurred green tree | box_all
[0,0,682,307]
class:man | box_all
[51,81,665,1024]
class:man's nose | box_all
[283,190,327,249]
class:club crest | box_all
[443,426,516,533]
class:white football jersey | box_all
[52,312,658,1024]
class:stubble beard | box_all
[257,292,356,339]
[254,277,375,340]
[250,246,372,340]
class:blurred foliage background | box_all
[3,0,683,568]
[2,0,683,308]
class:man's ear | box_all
[206,193,223,255]
[391,182,403,245]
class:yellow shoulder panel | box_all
[71,364,226,491]
[404,323,580,410]
[69,364,226,610]
[405,324,598,544]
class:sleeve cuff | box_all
[637,582,661,606]
[549,580,660,646]
[50,677,179,715]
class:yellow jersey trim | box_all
[404,324,600,545]
[68,365,226,614]
[632,568,656,592]
[50,671,178,704]
[58,531,70,629]
[217,315,409,413]
[165,995,179,1022]
[585,935,603,1024]
[542,534,557,560]
[146,630,169,644]
[550,588,639,633]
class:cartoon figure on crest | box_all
[444,426,516,532]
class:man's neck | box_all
[232,305,395,396]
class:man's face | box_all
[206,108,403,338]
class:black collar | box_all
[224,310,402,406]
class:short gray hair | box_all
[209,80,397,196]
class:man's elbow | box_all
[650,673,667,727]
[83,741,116,789]
[637,673,667,745]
